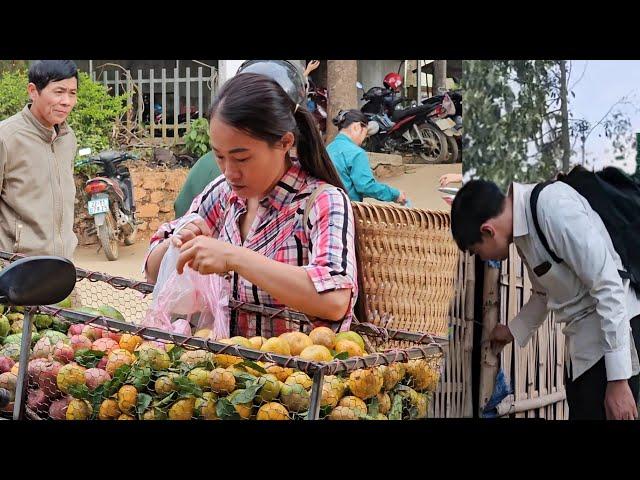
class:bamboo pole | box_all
[495,390,566,417]
[478,261,500,418]
[463,253,475,418]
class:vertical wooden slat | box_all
[538,276,550,419]
[454,258,463,417]
[479,262,500,418]
[114,70,120,96]
[557,314,568,419]
[161,68,167,141]
[186,67,191,126]
[498,247,567,420]
[432,251,473,418]
[550,317,556,417]
[149,69,155,138]
[463,254,475,418]
[126,71,133,134]
[198,67,203,118]
[507,246,526,418]
[173,67,179,139]
[521,260,532,418]
[137,69,143,134]
[444,295,453,418]
[456,254,466,416]
[444,259,456,418]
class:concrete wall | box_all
[357,60,403,106]
[357,60,401,89]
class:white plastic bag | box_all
[143,213,230,338]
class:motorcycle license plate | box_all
[434,118,456,130]
[88,198,109,215]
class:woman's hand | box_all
[304,60,320,77]
[442,195,454,206]
[176,236,236,275]
[439,173,463,187]
[171,217,211,248]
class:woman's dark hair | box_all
[28,60,79,91]
[332,109,367,130]
[209,72,369,323]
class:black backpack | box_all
[530,165,640,291]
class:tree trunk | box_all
[326,60,358,144]
[633,132,640,182]
[433,60,448,95]
[559,60,571,173]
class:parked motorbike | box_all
[422,90,462,163]
[357,81,454,163]
[76,149,139,261]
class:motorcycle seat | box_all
[391,104,434,122]
[98,151,123,162]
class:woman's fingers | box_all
[176,241,198,274]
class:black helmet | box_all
[236,60,308,107]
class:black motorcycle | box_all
[76,149,139,261]
[422,90,462,163]
[357,82,452,163]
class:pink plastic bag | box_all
[144,214,230,339]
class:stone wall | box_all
[74,163,189,245]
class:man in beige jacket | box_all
[0,60,79,260]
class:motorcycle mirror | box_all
[355,82,364,90]
[78,148,92,157]
[0,256,76,306]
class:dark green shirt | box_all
[173,151,222,218]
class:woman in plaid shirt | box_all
[144,69,367,338]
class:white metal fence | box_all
[92,66,217,142]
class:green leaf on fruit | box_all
[168,346,185,363]
[239,360,267,374]
[229,384,261,404]
[136,393,153,418]
[68,384,90,401]
[154,391,178,408]
[216,398,240,420]
[74,349,106,368]
[172,375,203,397]
[368,397,380,417]
[388,393,403,420]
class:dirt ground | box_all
[74,162,462,282]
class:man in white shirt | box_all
[451,179,640,420]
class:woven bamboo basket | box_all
[352,202,459,337]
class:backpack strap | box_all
[303,183,332,235]
[530,181,564,264]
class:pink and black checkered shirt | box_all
[147,162,358,337]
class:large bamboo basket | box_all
[352,202,459,337]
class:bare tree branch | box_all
[569,60,588,90]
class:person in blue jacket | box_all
[326,109,407,204]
